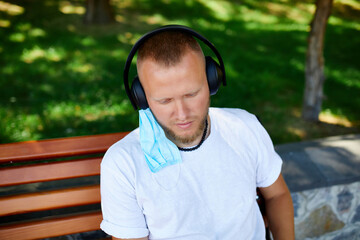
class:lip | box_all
[176,121,193,129]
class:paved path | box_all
[276,134,360,192]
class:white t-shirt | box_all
[100,108,282,239]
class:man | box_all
[100,27,294,240]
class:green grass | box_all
[1,0,359,144]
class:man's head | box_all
[136,31,210,148]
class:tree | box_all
[302,0,333,121]
[83,0,115,25]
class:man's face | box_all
[137,49,210,148]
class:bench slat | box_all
[0,158,101,187]
[0,132,128,163]
[0,132,128,239]
[0,185,100,216]
[0,211,102,240]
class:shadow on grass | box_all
[0,0,359,144]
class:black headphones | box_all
[123,25,226,110]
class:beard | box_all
[153,98,210,146]
[162,114,207,145]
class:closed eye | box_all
[185,91,198,98]
[159,98,172,104]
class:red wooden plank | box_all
[0,158,101,187]
[0,211,102,240]
[0,132,128,163]
[0,185,100,216]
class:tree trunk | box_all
[302,0,333,121]
[83,0,115,25]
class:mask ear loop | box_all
[151,161,182,191]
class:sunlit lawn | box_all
[0,0,359,144]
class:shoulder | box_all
[105,128,140,155]
[101,128,142,172]
[210,107,268,145]
[210,107,259,127]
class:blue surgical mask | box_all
[139,108,182,173]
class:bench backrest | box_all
[0,132,128,240]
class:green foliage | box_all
[0,0,359,144]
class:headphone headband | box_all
[123,25,226,109]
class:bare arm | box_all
[112,237,148,240]
[259,174,295,240]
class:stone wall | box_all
[277,134,360,240]
[292,181,360,240]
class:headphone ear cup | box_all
[131,76,149,109]
[205,56,223,95]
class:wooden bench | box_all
[0,132,270,240]
[0,132,128,240]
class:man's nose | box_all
[174,100,189,121]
